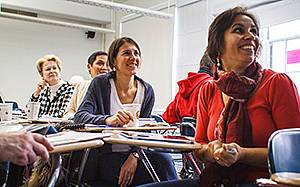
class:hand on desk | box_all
[0,132,54,166]
[105,109,134,127]
[118,154,138,187]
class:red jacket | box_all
[162,72,212,124]
[196,69,300,182]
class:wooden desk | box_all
[50,139,104,154]
[103,132,202,182]
[104,134,201,152]
[271,172,300,186]
[0,119,51,132]
[79,125,177,132]
[28,118,63,124]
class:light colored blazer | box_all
[63,80,91,119]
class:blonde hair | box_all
[36,54,62,76]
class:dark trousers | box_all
[138,178,259,187]
[82,146,178,187]
[138,178,200,187]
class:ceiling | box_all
[112,0,128,3]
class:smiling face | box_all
[88,54,109,78]
[114,42,141,76]
[41,60,61,86]
[220,15,260,73]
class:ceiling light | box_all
[0,11,115,33]
[65,0,173,19]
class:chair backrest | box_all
[150,114,164,122]
[180,117,196,137]
[5,100,20,111]
[268,128,300,174]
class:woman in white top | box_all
[75,37,178,187]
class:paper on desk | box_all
[28,116,64,123]
[0,123,23,132]
[46,131,112,146]
[139,122,170,127]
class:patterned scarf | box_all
[214,62,262,146]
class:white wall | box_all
[175,0,300,89]
[116,0,175,110]
[0,17,108,108]
[2,0,299,111]
[1,0,111,24]
[175,0,209,82]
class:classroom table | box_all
[103,131,202,182]
[78,123,177,132]
[50,138,104,154]
[73,125,178,184]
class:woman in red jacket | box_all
[140,6,300,187]
[193,6,300,186]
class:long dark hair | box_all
[206,6,261,64]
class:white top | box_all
[49,79,64,100]
[109,78,145,114]
[109,78,145,152]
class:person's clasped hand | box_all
[0,132,54,166]
[105,109,134,127]
[193,140,222,162]
[194,140,243,167]
[213,142,241,167]
[202,140,223,162]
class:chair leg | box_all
[47,154,62,187]
[77,148,91,184]
[137,149,161,182]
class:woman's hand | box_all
[34,78,47,97]
[118,154,138,187]
[105,110,134,127]
[194,141,268,168]
[194,140,222,163]
[213,143,241,167]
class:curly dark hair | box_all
[206,6,261,64]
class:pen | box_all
[226,147,237,155]
[46,133,63,138]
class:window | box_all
[264,20,300,93]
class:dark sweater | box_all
[74,71,155,124]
